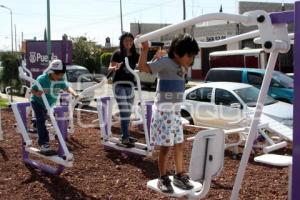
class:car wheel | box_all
[180,110,194,125]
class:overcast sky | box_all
[0,0,296,51]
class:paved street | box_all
[0,80,201,115]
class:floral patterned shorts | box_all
[150,107,184,147]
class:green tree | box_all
[0,52,21,93]
[71,36,102,73]
[100,52,113,68]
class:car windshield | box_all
[66,69,93,82]
[234,86,277,107]
[272,71,294,88]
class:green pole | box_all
[47,0,51,61]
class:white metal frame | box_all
[134,10,291,199]
[125,57,151,151]
[147,129,225,199]
[15,66,74,163]
[67,77,108,133]
[254,154,292,200]
[96,96,153,157]
[96,58,153,156]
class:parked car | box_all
[65,65,97,105]
[205,68,294,103]
[181,82,293,129]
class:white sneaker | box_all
[40,144,52,153]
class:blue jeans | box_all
[31,101,49,146]
[113,83,135,140]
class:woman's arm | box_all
[108,61,122,72]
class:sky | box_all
[0,0,296,51]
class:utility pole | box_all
[183,0,186,33]
[47,0,52,60]
[120,0,124,34]
[14,24,17,51]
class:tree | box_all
[100,52,112,68]
[0,52,21,93]
[71,36,102,73]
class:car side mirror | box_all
[230,103,242,109]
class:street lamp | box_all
[46,0,52,60]
[120,0,124,34]
[0,4,13,52]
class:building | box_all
[130,1,294,79]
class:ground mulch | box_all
[0,108,290,200]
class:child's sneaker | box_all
[129,136,138,143]
[121,138,135,148]
[173,173,194,190]
[40,144,57,156]
[157,175,174,193]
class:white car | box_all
[66,65,97,105]
[181,82,293,129]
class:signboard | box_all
[206,35,226,42]
[24,40,72,79]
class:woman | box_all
[108,32,139,148]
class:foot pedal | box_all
[116,143,135,148]
[38,150,58,156]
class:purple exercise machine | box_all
[13,102,71,175]
[11,66,74,175]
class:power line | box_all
[49,0,174,32]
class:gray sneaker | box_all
[158,175,174,193]
[121,138,135,148]
[39,144,57,156]
[173,173,194,190]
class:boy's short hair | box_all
[168,34,199,59]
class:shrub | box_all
[0,52,22,93]
[100,52,112,68]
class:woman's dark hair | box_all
[119,32,138,59]
[168,34,199,59]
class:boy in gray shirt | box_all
[138,34,199,194]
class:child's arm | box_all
[138,41,152,73]
[151,48,167,62]
[31,79,45,97]
[65,87,78,97]
[31,89,43,97]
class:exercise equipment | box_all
[133,7,298,199]
[11,66,73,175]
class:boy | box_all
[138,34,199,193]
[31,59,78,155]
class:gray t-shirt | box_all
[148,56,185,110]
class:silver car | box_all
[181,82,293,129]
